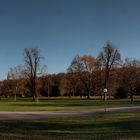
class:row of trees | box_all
[0,42,140,103]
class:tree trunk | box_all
[69,92,71,98]
[87,94,90,99]
[14,93,16,101]
[130,94,133,104]
[87,89,90,99]
[103,92,106,101]
[35,96,39,103]
[14,86,17,101]
[100,94,103,100]
[80,93,83,99]
[35,90,39,103]
[32,94,35,101]
[48,86,50,97]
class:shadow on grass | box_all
[0,116,139,140]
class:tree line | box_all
[0,42,140,103]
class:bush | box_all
[114,87,128,99]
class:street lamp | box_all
[103,88,108,112]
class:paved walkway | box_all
[0,106,140,120]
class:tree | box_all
[98,42,121,100]
[66,73,82,97]
[59,76,68,96]
[39,75,52,97]
[120,58,140,104]
[23,47,43,102]
[68,54,101,99]
[7,65,24,101]
[114,87,127,99]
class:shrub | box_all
[114,87,128,99]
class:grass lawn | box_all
[0,97,139,139]
[0,97,139,111]
[0,111,139,140]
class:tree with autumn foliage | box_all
[68,54,101,99]
[119,58,140,104]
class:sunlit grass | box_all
[0,97,139,111]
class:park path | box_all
[0,106,140,120]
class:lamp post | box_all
[103,88,108,112]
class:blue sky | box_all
[0,0,140,79]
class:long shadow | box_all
[0,118,140,140]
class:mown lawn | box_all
[0,111,139,140]
[0,97,139,111]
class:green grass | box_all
[0,97,139,139]
[0,111,139,140]
[0,97,139,111]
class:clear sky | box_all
[0,0,140,79]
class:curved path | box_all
[0,106,140,120]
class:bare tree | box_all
[68,54,101,99]
[23,47,43,102]
[98,42,121,100]
[7,65,24,101]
